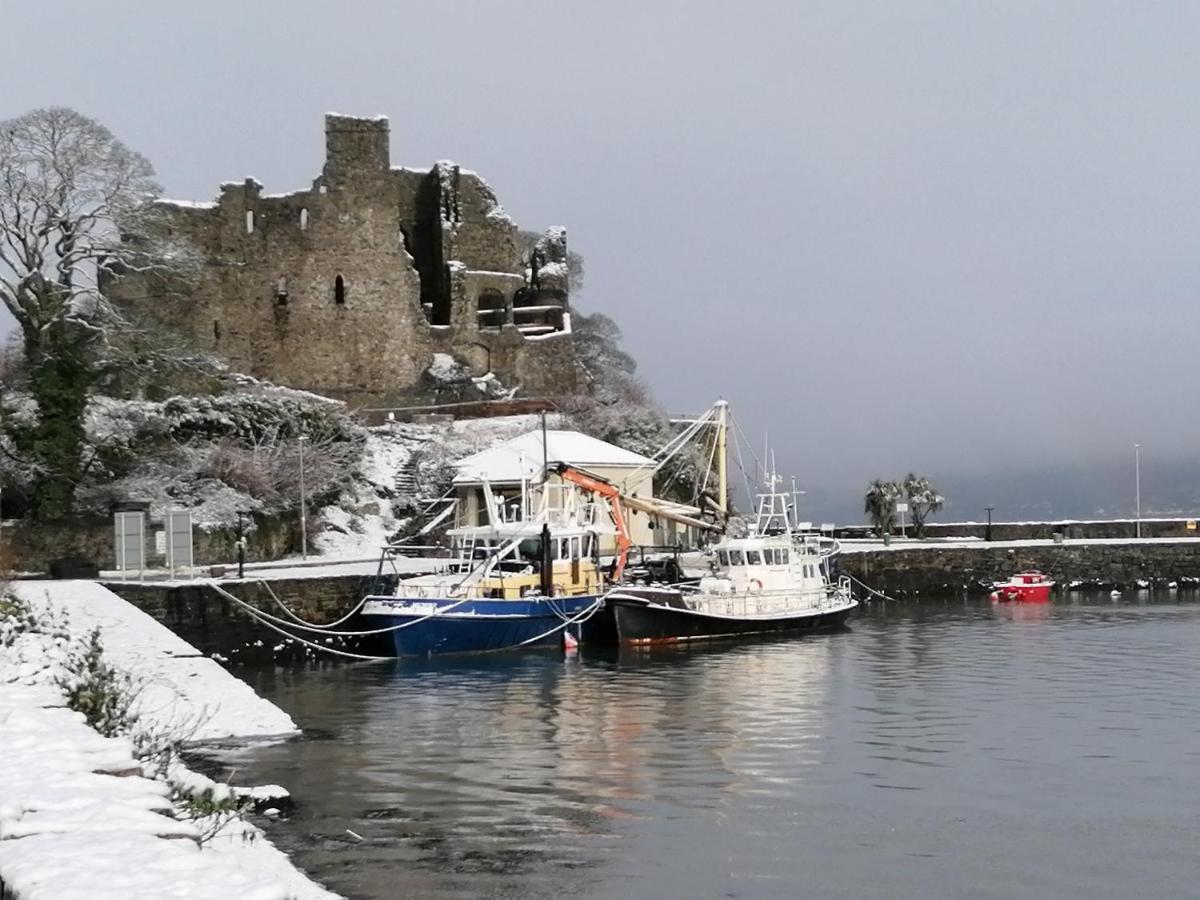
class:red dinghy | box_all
[990,571,1054,603]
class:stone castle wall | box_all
[108,114,580,406]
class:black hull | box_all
[609,595,856,646]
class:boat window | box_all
[729,550,745,566]
[746,550,762,565]
[717,550,729,567]
[780,549,789,564]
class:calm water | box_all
[226,594,1200,899]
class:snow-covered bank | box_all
[10,581,297,742]
[0,683,333,899]
[0,586,335,899]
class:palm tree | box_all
[901,473,944,537]
[864,479,900,535]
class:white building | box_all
[452,429,675,552]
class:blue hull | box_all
[363,594,601,656]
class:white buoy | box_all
[1110,589,1122,599]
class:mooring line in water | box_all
[473,598,606,654]
[205,583,397,661]
[205,580,478,637]
[846,573,904,603]
[255,579,370,629]
[204,580,605,659]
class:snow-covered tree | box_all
[0,107,190,517]
[863,478,901,535]
[901,473,944,537]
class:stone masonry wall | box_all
[104,572,401,664]
[107,114,580,406]
[841,541,1200,596]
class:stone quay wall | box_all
[104,572,401,664]
[840,541,1200,597]
[835,518,1199,542]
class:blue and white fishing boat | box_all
[360,480,613,656]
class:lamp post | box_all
[985,506,994,542]
[298,435,309,560]
[1134,443,1141,539]
[235,509,249,579]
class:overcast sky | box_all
[6,1,1198,518]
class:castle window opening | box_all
[334,274,346,305]
[213,320,221,340]
[476,288,507,331]
[274,277,289,306]
[300,208,309,230]
[245,210,255,234]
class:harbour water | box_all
[229,592,1200,898]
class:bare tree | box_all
[0,107,184,517]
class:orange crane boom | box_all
[551,463,635,583]
[549,462,721,584]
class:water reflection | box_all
[230,594,1200,900]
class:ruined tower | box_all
[108,114,580,405]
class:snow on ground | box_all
[0,598,335,899]
[10,581,298,742]
[313,414,564,561]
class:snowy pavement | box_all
[11,581,298,743]
[0,683,334,899]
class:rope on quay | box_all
[846,573,905,604]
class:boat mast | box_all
[716,400,728,521]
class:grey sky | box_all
[6,1,1198,518]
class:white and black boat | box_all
[605,478,858,646]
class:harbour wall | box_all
[835,518,1197,542]
[104,573,397,663]
[839,541,1200,596]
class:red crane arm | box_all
[551,463,634,583]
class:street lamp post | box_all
[985,506,994,542]
[235,509,249,579]
[1135,443,1141,539]
[299,435,309,560]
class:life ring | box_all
[749,578,764,591]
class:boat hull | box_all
[608,592,857,646]
[362,595,600,657]
[990,585,1052,603]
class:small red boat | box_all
[990,571,1054,603]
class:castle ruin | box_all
[111,114,581,406]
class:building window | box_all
[334,274,346,305]
[245,210,255,234]
[300,208,309,230]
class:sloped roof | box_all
[452,429,653,484]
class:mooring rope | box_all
[255,578,370,629]
[845,572,904,603]
[205,580,478,637]
[204,580,605,658]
